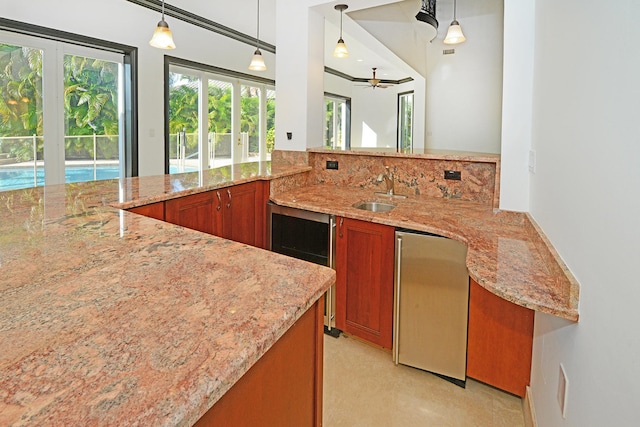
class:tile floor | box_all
[323,334,525,427]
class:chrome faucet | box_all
[377,166,395,196]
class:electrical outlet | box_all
[444,170,461,180]
[326,160,339,170]
[558,364,569,419]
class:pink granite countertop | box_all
[270,185,579,322]
[0,164,333,426]
[307,147,501,163]
[116,160,311,210]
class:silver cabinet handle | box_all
[216,191,221,211]
[393,235,402,365]
[226,189,231,208]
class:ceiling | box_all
[165,0,463,82]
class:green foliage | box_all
[0,45,42,161]
[0,45,119,161]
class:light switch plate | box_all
[529,150,537,173]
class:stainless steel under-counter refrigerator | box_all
[393,229,469,387]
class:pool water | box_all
[0,165,193,192]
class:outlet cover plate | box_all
[326,160,339,170]
[558,363,569,419]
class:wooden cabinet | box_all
[194,299,325,427]
[467,278,534,397]
[165,190,221,235]
[220,181,269,248]
[127,201,165,221]
[335,217,395,350]
[162,181,268,248]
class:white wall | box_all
[498,0,534,212]
[424,0,504,154]
[350,83,411,149]
[511,0,640,425]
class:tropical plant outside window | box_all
[398,91,414,153]
[0,32,124,192]
[324,95,349,150]
[168,64,275,175]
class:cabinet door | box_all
[165,191,219,235]
[222,181,267,247]
[127,201,165,221]
[467,278,534,397]
[335,217,395,349]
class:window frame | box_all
[164,56,275,174]
[0,18,139,178]
[324,92,351,150]
[397,90,414,153]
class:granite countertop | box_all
[306,147,502,163]
[0,161,333,426]
[270,185,580,322]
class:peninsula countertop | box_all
[269,184,580,322]
[0,162,334,426]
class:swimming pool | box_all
[0,165,194,192]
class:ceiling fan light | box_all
[249,49,267,71]
[333,38,349,58]
[444,20,466,45]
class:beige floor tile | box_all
[324,334,525,427]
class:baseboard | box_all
[523,386,537,427]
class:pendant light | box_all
[444,0,466,45]
[149,0,176,49]
[249,0,267,71]
[333,4,349,58]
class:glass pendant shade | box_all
[333,4,349,58]
[333,38,349,58]
[149,20,176,49]
[444,20,466,45]
[249,49,267,71]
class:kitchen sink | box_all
[353,201,396,213]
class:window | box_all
[0,22,136,193]
[324,94,350,150]
[166,58,275,174]
[398,91,414,153]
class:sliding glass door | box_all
[0,30,124,192]
[167,63,275,175]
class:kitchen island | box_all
[0,161,334,426]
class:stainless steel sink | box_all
[353,201,396,213]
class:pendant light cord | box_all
[453,0,457,20]
[256,0,261,50]
[161,0,165,21]
[340,7,343,38]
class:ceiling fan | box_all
[359,68,394,89]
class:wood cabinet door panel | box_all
[467,279,534,397]
[165,191,216,234]
[336,217,394,349]
[222,182,258,246]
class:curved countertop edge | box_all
[269,185,580,322]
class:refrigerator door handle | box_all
[327,216,337,331]
[393,234,402,365]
